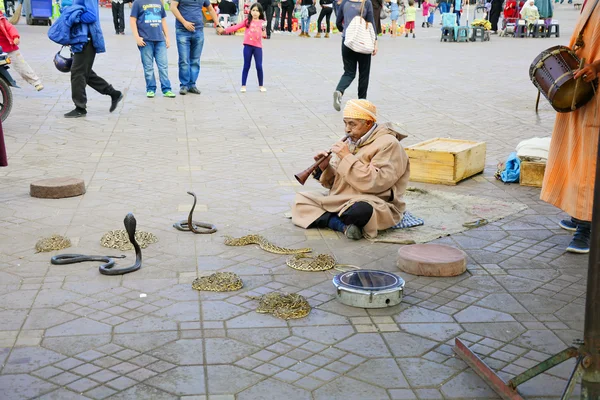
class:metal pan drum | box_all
[333,270,405,308]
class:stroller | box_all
[500,0,524,35]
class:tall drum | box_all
[529,45,597,113]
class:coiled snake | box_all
[192,272,243,292]
[51,213,143,276]
[224,234,312,255]
[224,235,358,271]
[250,292,311,320]
[173,191,217,234]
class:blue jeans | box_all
[176,28,204,89]
[139,41,171,93]
[301,17,311,32]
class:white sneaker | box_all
[259,87,267,92]
[35,84,44,91]
[240,86,247,93]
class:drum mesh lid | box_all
[337,270,403,291]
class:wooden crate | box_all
[405,138,486,185]
[520,161,546,188]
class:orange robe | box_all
[540,4,600,222]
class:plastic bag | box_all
[500,152,521,183]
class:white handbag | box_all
[344,0,376,54]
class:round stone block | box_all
[30,177,86,199]
[397,244,467,277]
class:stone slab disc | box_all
[397,244,467,277]
[30,177,86,199]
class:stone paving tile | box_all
[0,6,590,400]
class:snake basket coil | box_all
[192,272,243,292]
[250,292,311,320]
[35,234,72,253]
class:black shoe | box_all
[187,87,201,94]
[565,221,591,253]
[179,87,188,95]
[64,107,87,118]
[109,91,123,113]
[344,224,363,240]
[559,218,578,232]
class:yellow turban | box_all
[343,99,377,122]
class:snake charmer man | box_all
[292,99,410,240]
[540,1,599,254]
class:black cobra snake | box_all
[51,213,142,275]
[173,191,217,234]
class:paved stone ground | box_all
[0,4,592,399]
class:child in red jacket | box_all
[0,11,43,91]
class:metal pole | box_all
[582,130,600,399]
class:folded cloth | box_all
[501,152,521,183]
[392,211,424,229]
[516,137,551,162]
[0,118,6,167]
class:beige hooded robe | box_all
[292,123,410,239]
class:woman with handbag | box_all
[333,0,377,111]
[298,0,316,37]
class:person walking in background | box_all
[452,0,461,24]
[3,0,12,17]
[130,0,176,98]
[170,0,221,95]
[404,0,416,36]
[112,0,125,34]
[298,0,315,37]
[540,3,599,253]
[372,0,382,33]
[388,0,399,35]
[280,0,294,32]
[487,0,502,32]
[333,0,378,110]
[315,0,333,37]
[258,0,273,38]
[421,0,433,26]
[49,0,123,118]
[272,0,281,31]
[0,11,43,91]
[221,3,267,92]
